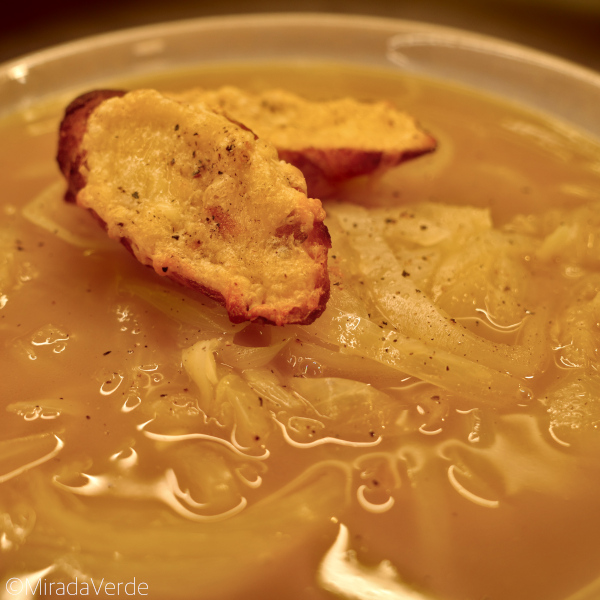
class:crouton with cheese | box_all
[57,89,331,326]
[170,86,437,198]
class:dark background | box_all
[2,0,600,71]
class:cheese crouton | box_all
[57,89,330,326]
[170,86,437,198]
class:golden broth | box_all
[2,64,600,600]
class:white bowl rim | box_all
[1,12,600,138]
[2,12,599,83]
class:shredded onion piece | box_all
[217,337,291,370]
[124,281,242,333]
[0,434,64,484]
[303,295,532,407]
[327,203,547,378]
[22,181,114,249]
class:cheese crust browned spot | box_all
[57,89,330,326]
[169,86,437,198]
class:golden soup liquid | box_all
[2,64,600,600]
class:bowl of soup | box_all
[1,14,600,600]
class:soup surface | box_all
[2,63,600,600]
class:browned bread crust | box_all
[57,89,330,326]
[276,146,431,200]
[57,89,126,203]
[170,87,437,199]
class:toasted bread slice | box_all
[170,86,437,198]
[57,89,330,326]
